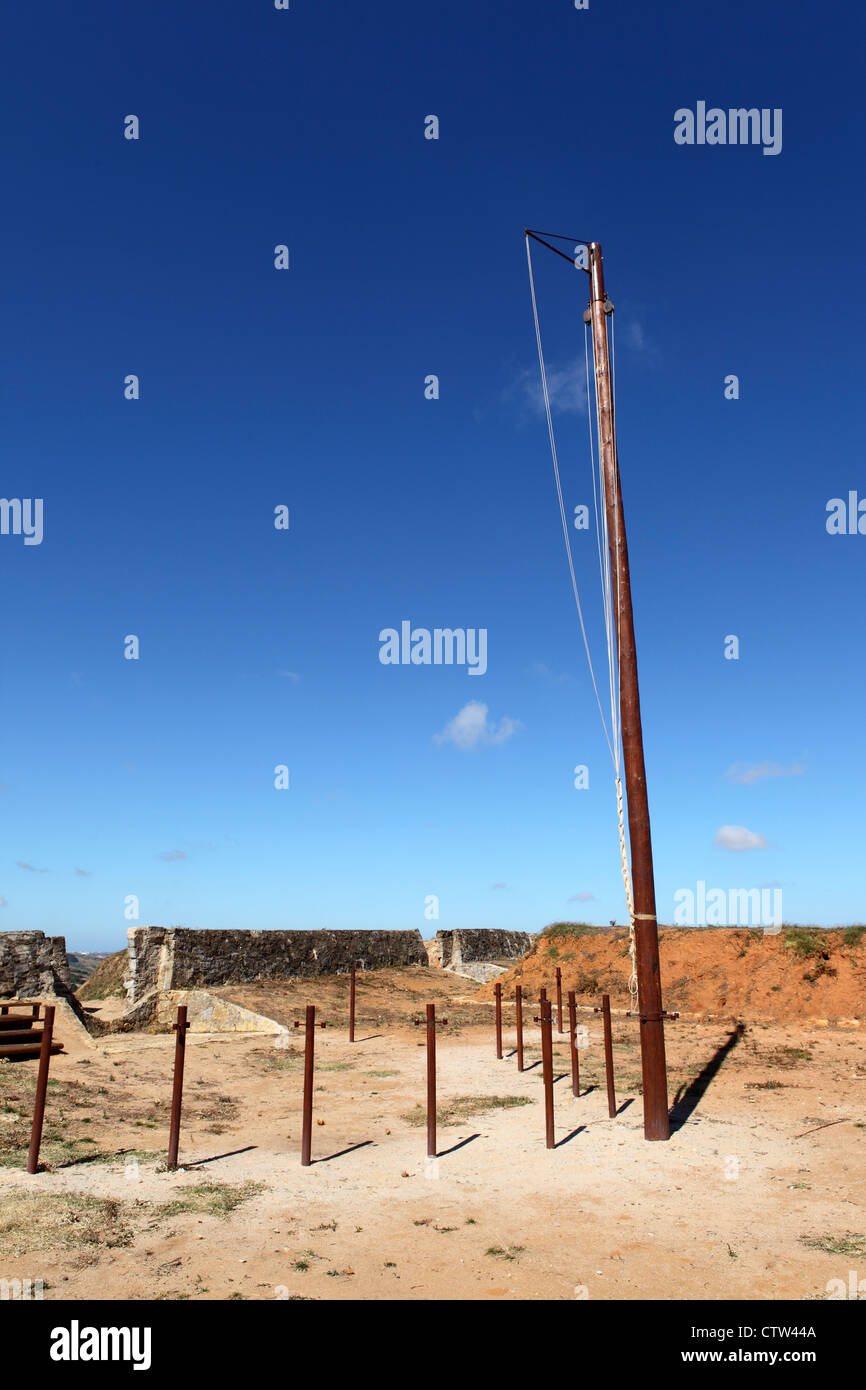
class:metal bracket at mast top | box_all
[525,227,594,274]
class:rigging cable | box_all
[526,233,638,1008]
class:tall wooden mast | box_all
[587,242,670,1142]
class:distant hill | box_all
[70,950,128,999]
[66,951,115,990]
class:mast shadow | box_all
[669,1023,746,1133]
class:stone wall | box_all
[0,931,73,999]
[427,929,533,977]
[125,926,429,1003]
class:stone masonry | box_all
[125,926,429,1004]
[426,929,532,978]
[0,931,74,999]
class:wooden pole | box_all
[555,967,563,1033]
[426,1004,437,1158]
[494,981,503,1059]
[167,1005,189,1170]
[301,1004,315,1166]
[601,993,617,1118]
[568,990,580,1097]
[515,985,524,1071]
[588,242,670,1142]
[540,997,555,1149]
[349,966,356,1043]
[26,1005,55,1174]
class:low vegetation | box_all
[401,1094,533,1127]
[0,1192,133,1258]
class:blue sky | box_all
[2,1,864,950]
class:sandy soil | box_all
[1,969,864,1302]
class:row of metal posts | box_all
[494,975,617,1149]
[24,963,618,1174]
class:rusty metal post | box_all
[601,994,616,1118]
[515,985,524,1071]
[301,1004,316,1166]
[426,1003,437,1158]
[167,1005,189,1171]
[555,967,563,1033]
[349,966,356,1043]
[588,241,669,1141]
[26,1005,55,1174]
[540,997,555,1149]
[494,981,503,1059]
[568,990,580,1097]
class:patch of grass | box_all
[401,1095,533,1127]
[783,928,825,959]
[542,922,595,939]
[156,1181,264,1219]
[800,1233,866,1258]
[365,1070,400,1078]
[746,1080,786,1090]
[485,1244,525,1261]
[259,1052,354,1074]
[842,925,866,947]
[761,1046,814,1071]
[0,1192,133,1258]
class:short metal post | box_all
[602,993,616,1118]
[26,1005,55,1174]
[301,1004,316,1166]
[568,990,580,1096]
[540,997,555,1149]
[349,966,356,1043]
[167,1005,189,1171]
[556,967,563,1033]
[426,1003,437,1159]
[494,981,503,1059]
[515,985,524,1071]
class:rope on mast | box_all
[525,234,613,760]
[526,232,638,1008]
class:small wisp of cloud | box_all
[714,825,768,851]
[725,760,804,785]
[158,849,188,862]
[504,358,586,418]
[434,701,522,751]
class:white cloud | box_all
[714,825,768,852]
[504,358,586,418]
[569,891,595,902]
[725,760,804,785]
[433,701,522,751]
[158,849,188,862]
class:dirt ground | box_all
[1,966,864,1302]
[478,927,866,1025]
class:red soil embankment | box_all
[476,927,866,1024]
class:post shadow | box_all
[314,1140,375,1164]
[555,1126,586,1148]
[669,1023,746,1133]
[435,1132,481,1158]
